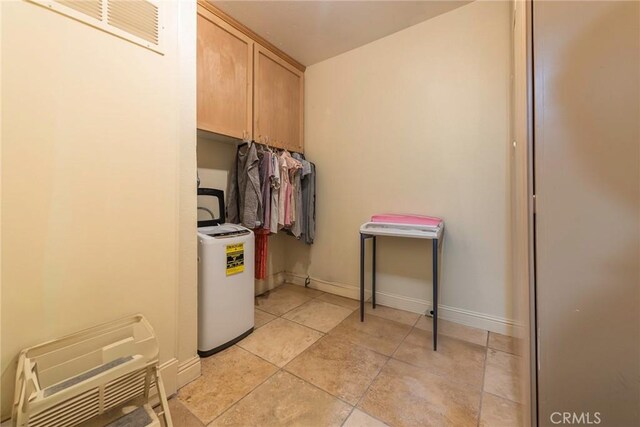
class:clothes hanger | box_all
[242,131,251,144]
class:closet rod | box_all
[236,141,303,156]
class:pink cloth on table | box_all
[371,213,443,227]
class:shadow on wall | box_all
[197,137,236,172]
[536,1,639,425]
[285,234,313,277]
[196,137,237,203]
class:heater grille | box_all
[103,368,150,410]
[29,389,101,427]
[26,368,153,427]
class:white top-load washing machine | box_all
[197,188,255,357]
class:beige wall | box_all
[0,0,198,419]
[290,0,513,332]
[197,137,237,201]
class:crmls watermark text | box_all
[550,412,602,425]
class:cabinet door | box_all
[197,6,253,139]
[254,44,304,152]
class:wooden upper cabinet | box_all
[196,1,305,151]
[197,6,252,139]
[254,45,304,152]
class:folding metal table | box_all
[359,221,444,350]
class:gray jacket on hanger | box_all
[227,143,262,228]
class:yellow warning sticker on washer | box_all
[226,243,245,276]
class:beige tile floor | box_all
[171,284,524,427]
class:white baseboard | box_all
[375,291,520,336]
[177,355,201,389]
[286,272,372,300]
[152,355,203,403]
[285,272,521,336]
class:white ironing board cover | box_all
[360,221,444,239]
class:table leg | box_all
[372,236,377,309]
[360,233,365,322]
[433,238,438,351]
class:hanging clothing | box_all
[286,154,302,227]
[254,228,269,280]
[277,151,301,228]
[269,153,280,233]
[229,143,315,244]
[227,160,239,224]
[290,168,303,237]
[291,153,309,239]
[304,163,316,244]
[227,143,316,284]
[227,143,262,229]
[277,153,289,228]
[259,148,272,230]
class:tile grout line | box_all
[171,396,206,427]
[277,369,359,426]
[282,304,402,425]
[286,294,357,317]
[339,407,357,427]
[206,363,282,426]
[483,390,523,406]
[283,368,356,408]
[281,331,391,412]
[481,348,524,405]
[234,343,283,369]
[390,317,418,358]
[237,323,325,369]
[363,308,421,329]
[258,286,358,334]
[476,331,491,427]
[387,354,485,391]
[387,320,490,390]
[352,355,391,422]
[329,316,411,359]
[314,293,361,311]
[348,316,417,426]
[280,300,355,333]
[258,287,324,317]
[174,359,216,426]
[196,345,281,426]
[249,311,361,427]
[281,316,345,335]
[412,321,490,349]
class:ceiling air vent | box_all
[27,0,164,54]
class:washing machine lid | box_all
[198,224,251,238]
[197,188,225,227]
